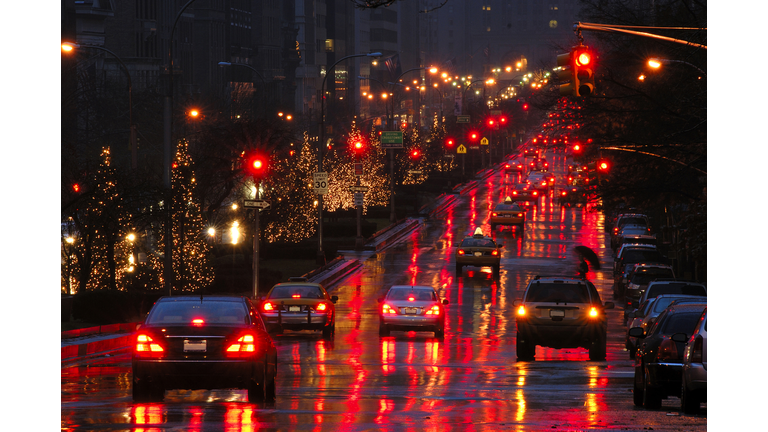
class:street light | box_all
[317,52,381,264]
[647,57,707,78]
[61,42,137,171]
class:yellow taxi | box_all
[259,277,338,339]
[455,228,503,276]
[490,197,525,231]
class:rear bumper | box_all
[261,312,331,330]
[490,216,524,226]
[456,256,500,267]
[381,315,443,331]
[517,321,605,349]
[132,358,259,390]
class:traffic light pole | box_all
[253,199,260,299]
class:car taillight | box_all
[492,212,498,217]
[425,305,441,315]
[457,249,466,255]
[532,191,538,196]
[226,334,257,357]
[588,307,599,318]
[517,213,523,217]
[192,318,204,326]
[512,191,518,195]
[316,303,328,312]
[382,304,397,315]
[263,302,275,312]
[657,338,680,361]
[691,336,703,363]
[561,191,567,196]
[135,334,164,357]
[516,305,526,316]
[491,249,499,256]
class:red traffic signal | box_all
[469,131,479,141]
[72,183,81,193]
[410,149,422,159]
[244,153,268,178]
[445,138,455,148]
[486,118,495,128]
[499,115,508,126]
[597,159,610,172]
[573,143,582,153]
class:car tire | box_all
[265,364,277,402]
[516,333,535,361]
[322,322,334,340]
[379,323,390,337]
[589,333,607,361]
[681,375,700,414]
[434,325,445,338]
[643,367,662,409]
[248,371,267,402]
[633,367,644,407]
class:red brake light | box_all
[516,305,526,316]
[292,294,301,298]
[226,334,257,357]
[458,249,465,255]
[136,334,164,356]
[382,304,397,315]
[425,305,441,316]
[192,318,204,326]
[263,302,275,312]
[691,336,703,363]
[408,295,415,302]
[316,303,328,311]
[491,249,499,256]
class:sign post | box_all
[313,172,329,195]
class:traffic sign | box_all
[481,137,489,146]
[353,193,364,207]
[354,163,363,176]
[381,131,403,149]
[349,185,369,192]
[457,144,467,154]
[457,115,470,123]
[408,170,423,175]
[313,172,329,194]
[244,200,270,209]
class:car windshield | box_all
[269,285,325,299]
[387,288,436,301]
[147,300,249,325]
[525,283,590,303]
[620,217,647,227]
[631,268,674,285]
[659,311,705,336]
[648,284,707,298]
[461,238,496,248]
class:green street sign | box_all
[457,115,470,123]
[381,131,403,148]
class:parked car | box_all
[259,277,338,339]
[624,263,675,309]
[629,303,706,409]
[624,297,657,358]
[613,245,665,300]
[132,295,277,402]
[378,285,449,338]
[615,234,657,252]
[625,294,706,359]
[513,275,614,361]
[611,213,650,249]
[638,280,707,307]
[675,307,707,414]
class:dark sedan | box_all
[629,303,706,409]
[132,295,277,402]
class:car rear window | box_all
[460,238,496,248]
[648,284,707,298]
[631,268,674,285]
[269,285,325,299]
[387,288,436,301]
[147,300,249,325]
[622,249,663,263]
[619,217,647,227]
[525,283,590,303]
[659,312,705,336]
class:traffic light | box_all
[410,148,422,160]
[469,130,480,141]
[499,115,508,127]
[244,152,268,179]
[445,138,455,149]
[353,140,364,153]
[486,118,496,128]
[573,143,582,154]
[557,49,577,96]
[72,183,81,193]
[597,159,610,172]
[573,46,595,96]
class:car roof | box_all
[156,295,246,303]
[618,243,657,254]
[388,285,436,291]
[633,263,673,270]
[529,275,591,284]
[664,303,707,314]
[647,280,706,288]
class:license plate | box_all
[183,340,207,352]
[503,215,510,218]
[549,310,565,318]
[289,306,301,312]
[474,252,482,257]
[404,308,418,314]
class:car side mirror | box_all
[603,302,615,310]
[671,333,688,343]
[442,299,449,305]
[628,327,645,338]
[331,295,339,303]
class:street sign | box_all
[349,185,369,193]
[354,163,363,176]
[457,115,470,123]
[457,144,467,154]
[481,137,489,146]
[313,172,329,194]
[244,200,270,209]
[381,131,404,149]
[469,145,480,150]
[491,110,501,116]
[354,192,364,206]
[408,170,422,175]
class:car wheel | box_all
[322,323,334,340]
[681,375,700,414]
[265,363,277,402]
[643,367,662,409]
[589,333,607,361]
[379,323,390,337]
[633,367,644,407]
[248,370,267,402]
[434,326,445,339]
[516,333,535,361]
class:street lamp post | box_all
[62,42,137,171]
[317,52,381,265]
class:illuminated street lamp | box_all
[647,57,707,78]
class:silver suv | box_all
[513,276,615,361]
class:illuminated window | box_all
[549,20,558,28]
[325,39,334,52]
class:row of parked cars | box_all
[610,212,707,414]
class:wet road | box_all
[61,149,707,431]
